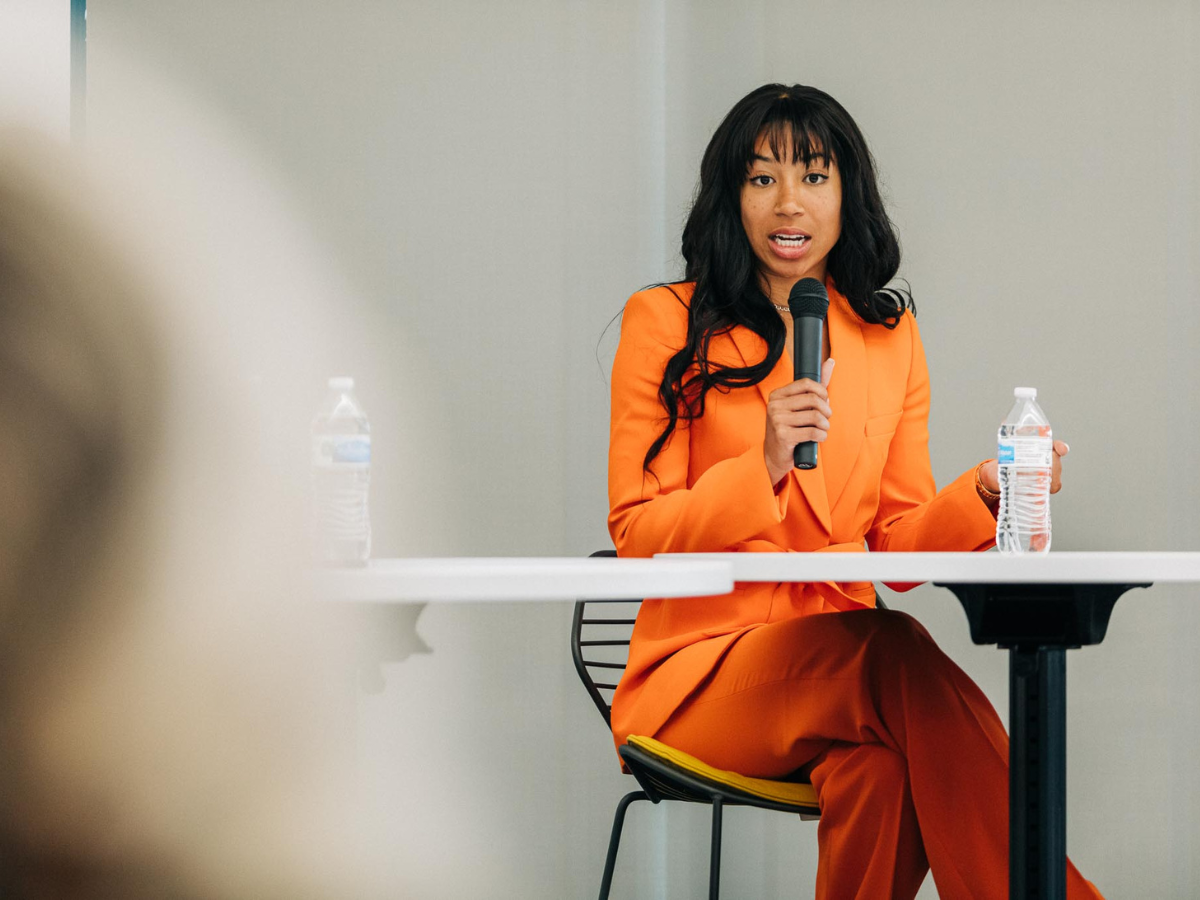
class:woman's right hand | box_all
[764,358,835,487]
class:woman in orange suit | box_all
[607,84,1099,899]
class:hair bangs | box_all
[755,98,837,169]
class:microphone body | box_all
[791,316,824,469]
[786,279,830,471]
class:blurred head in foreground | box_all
[0,120,385,898]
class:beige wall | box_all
[75,0,1200,896]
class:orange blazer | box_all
[607,281,998,743]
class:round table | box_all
[657,550,1200,900]
[310,556,735,681]
[313,556,734,603]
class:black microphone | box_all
[787,278,829,470]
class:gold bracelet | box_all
[975,461,1000,504]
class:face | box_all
[739,131,843,305]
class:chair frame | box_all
[572,550,826,900]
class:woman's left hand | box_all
[1048,440,1069,493]
[979,440,1070,494]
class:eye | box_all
[748,174,774,187]
[803,172,829,185]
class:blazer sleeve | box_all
[865,311,997,561]
[607,289,789,557]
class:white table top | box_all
[312,556,735,603]
[655,551,1200,584]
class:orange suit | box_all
[607,282,1102,899]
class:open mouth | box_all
[770,233,810,247]
[768,232,812,258]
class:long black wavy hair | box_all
[644,83,912,473]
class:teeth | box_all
[773,235,807,243]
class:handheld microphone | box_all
[787,278,829,470]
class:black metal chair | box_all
[572,550,823,900]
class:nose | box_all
[774,178,805,216]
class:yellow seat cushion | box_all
[626,735,819,808]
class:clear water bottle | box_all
[996,386,1052,555]
[311,376,371,565]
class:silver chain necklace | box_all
[771,302,789,313]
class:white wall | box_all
[0,0,70,139]
[77,1,1200,897]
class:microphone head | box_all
[787,278,829,319]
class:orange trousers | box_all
[650,609,1104,900]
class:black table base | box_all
[935,581,1150,900]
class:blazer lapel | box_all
[727,319,833,535]
[822,285,867,512]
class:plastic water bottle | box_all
[311,376,371,565]
[996,387,1052,555]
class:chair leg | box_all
[708,796,723,900]
[599,790,648,900]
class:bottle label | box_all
[312,435,371,467]
[997,436,1052,468]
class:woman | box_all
[607,84,1097,899]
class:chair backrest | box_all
[571,550,884,730]
[571,549,639,728]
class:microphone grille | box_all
[787,278,829,318]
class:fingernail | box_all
[1063,442,1070,453]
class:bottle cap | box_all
[328,376,355,391]
[1014,386,1037,398]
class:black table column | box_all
[935,581,1149,900]
[1009,645,1066,899]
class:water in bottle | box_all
[311,376,371,565]
[996,386,1052,555]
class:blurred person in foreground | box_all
[0,124,388,898]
